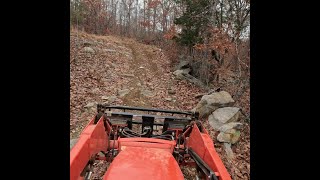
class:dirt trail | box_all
[70,31,202,138]
[118,42,156,107]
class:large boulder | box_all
[195,91,235,119]
[208,107,240,130]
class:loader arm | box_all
[70,115,108,180]
[186,123,231,180]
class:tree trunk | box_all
[135,0,138,35]
[147,0,151,36]
[143,0,146,35]
[114,2,117,34]
[220,0,223,28]
[210,0,216,28]
[153,7,156,33]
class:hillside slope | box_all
[70,30,250,179]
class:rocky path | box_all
[70,30,250,179]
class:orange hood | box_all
[103,146,184,180]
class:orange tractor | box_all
[70,105,231,180]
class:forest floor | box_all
[70,30,250,179]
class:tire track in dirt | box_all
[119,42,152,107]
[119,41,162,108]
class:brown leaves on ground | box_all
[70,30,250,179]
[91,161,110,180]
